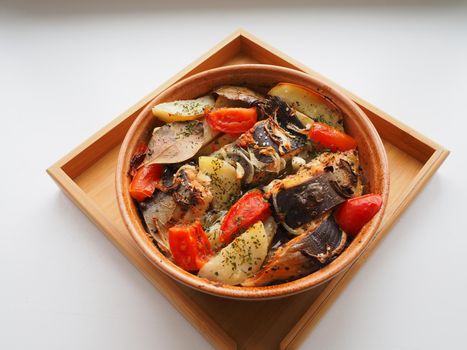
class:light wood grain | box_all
[47,29,448,350]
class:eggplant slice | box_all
[242,215,346,286]
[265,150,363,236]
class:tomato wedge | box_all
[334,194,383,236]
[220,190,271,245]
[308,122,357,152]
[206,107,257,134]
[129,164,163,202]
[169,221,212,271]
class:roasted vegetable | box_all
[169,221,212,271]
[242,216,346,286]
[142,120,218,165]
[152,95,215,123]
[308,122,357,152]
[207,107,258,134]
[129,164,163,202]
[219,190,271,245]
[214,143,256,184]
[199,156,240,209]
[198,218,277,285]
[268,83,343,130]
[334,194,382,236]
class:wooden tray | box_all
[47,30,448,350]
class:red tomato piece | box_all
[168,221,212,271]
[206,107,257,134]
[334,194,383,236]
[129,164,163,202]
[308,122,357,152]
[219,190,271,245]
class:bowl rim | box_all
[116,64,389,300]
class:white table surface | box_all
[1,1,466,349]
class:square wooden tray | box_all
[47,30,448,350]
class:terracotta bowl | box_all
[116,64,389,300]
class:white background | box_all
[1,0,466,349]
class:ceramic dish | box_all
[116,64,389,299]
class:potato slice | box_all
[198,220,275,285]
[199,156,240,209]
[152,95,215,123]
[268,83,343,130]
